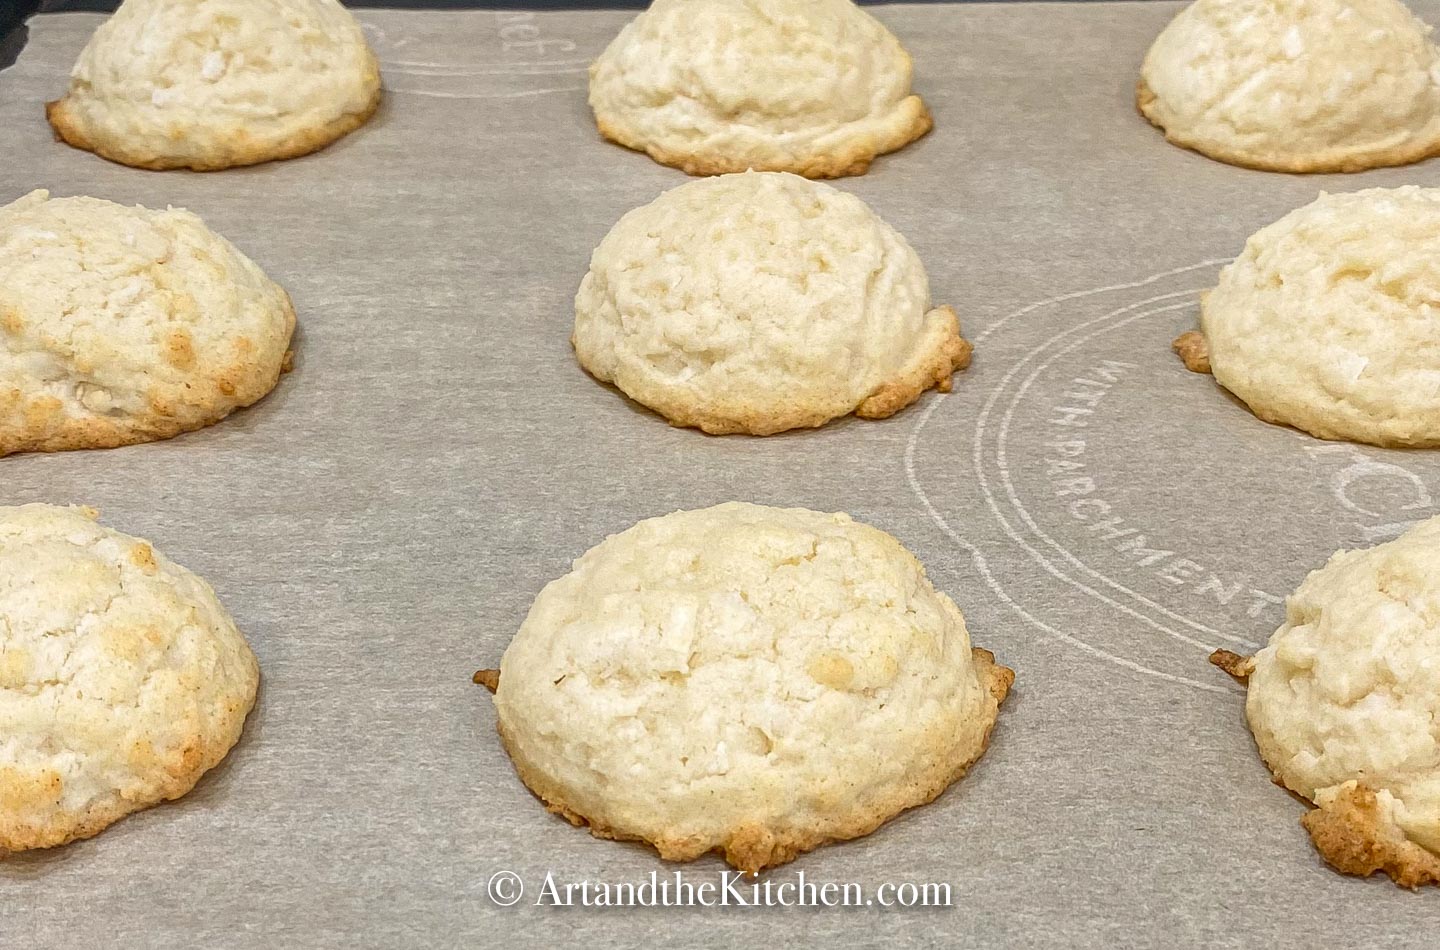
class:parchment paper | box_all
[3,5,1440,947]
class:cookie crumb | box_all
[1172,331,1211,374]
[1209,649,1253,680]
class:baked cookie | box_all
[47,0,382,171]
[1211,515,1440,887]
[0,190,295,457]
[1138,0,1440,173]
[589,0,931,178]
[573,172,970,436]
[0,504,259,853]
[477,502,1012,874]
[1174,187,1440,448]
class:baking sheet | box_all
[4,4,1440,947]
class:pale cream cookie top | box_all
[1138,0,1440,172]
[1194,187,1440,448]
[0,504,259,853]
[573,172,970,436]
[0,190,296,457]
[487,502,1012,873]
[1237,515,1440,886]
[588,0,931,178]
[47,0,382,171]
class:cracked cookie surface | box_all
[488,502,1011,873]
[0,504,259,853]
[1193,187,1440,447]
[1138,0,1440,172]
[1235,515,1440,886]
[573,172,969,436]
[589,0,930,178]
[46,0,381,171]
[0,190,295,456]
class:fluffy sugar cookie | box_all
[589,0,931,178]
[573,172,970,436]
[1138,0,1440,173]
[0,504,259,853]
[1174,187,1440,447]
[477,502,1012,873]
[1211,515,1440,887]
[47,0,381,171]
[0,190,295,457]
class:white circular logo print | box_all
[907,261,1440,694]
[362,14,588,100]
